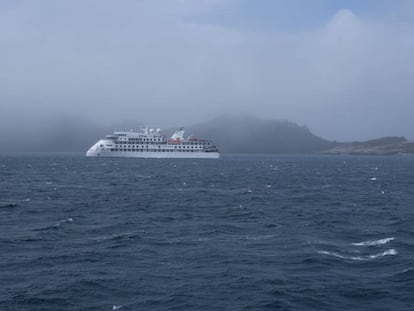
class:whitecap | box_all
[318,251,353,260]
[352,237,394,246]
[112,305,122,310]
[56,218,74,226]
[369,177,377,181]
[318,249,397,261]
[369,249,397,259]
[403,267,413,273]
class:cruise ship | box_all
[86,127,220,158]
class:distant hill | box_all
[180,115,335,153]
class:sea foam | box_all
[352,237,394,246]
[318,249,397,261]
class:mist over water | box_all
[1,154,414,310]
[2,1,414,142]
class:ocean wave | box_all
[369,249,397,259]
[111,231,140,240]
[0,201,18,208]
[182,187,253,195]
[403,267,414,273]
[90,231,142,243]
[243,234,276,241]
[135,174,152,179]
[352,237,394,246]
[56,218,74,226]
[318,249,397,261]
[33,218,74,231]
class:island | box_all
[322,137,414,155]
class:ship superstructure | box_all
[86,127,219,158]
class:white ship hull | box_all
[86,149,219,159]
[86,127,220,159]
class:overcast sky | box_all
[1,0,414,140]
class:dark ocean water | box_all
[1,153,414,310]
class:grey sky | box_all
[1,0,414,140]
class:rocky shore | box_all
[323,137,414,155]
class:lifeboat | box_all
[187,135,199,141]
[168,138,181,144]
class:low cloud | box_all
[1,1,414,141]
